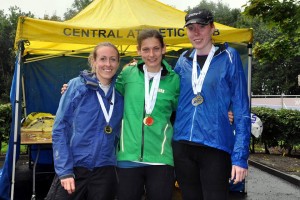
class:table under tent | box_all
[0,0,253,199]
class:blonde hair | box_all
[88,42,120,72]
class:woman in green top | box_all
[116,29,180,200]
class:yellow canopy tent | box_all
[4,1,253,199]
[15,0,253,60]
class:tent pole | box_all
[248,43,255,153]
[21,76,27,117]
[247,43,253,104]
[10,41,24,200]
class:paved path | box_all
[229,166,300,200]
[1,157,300,200]
[173,165,300,200]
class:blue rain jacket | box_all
[173,43,251,168]
[52,71,124,179]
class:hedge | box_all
[1,103,299,156]
[0,103,12,151]
[252,107,300,155]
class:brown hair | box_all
[137,29,165,50]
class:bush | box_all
[252,107,300,155]
[276,109,300,155]
[0,103,12,151]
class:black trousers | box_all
[173,141,231,200]
[45,166,117,200]
[117,165,175,200]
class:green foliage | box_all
[1,142,28,155]
[0,10,14,103]
[252,107,281,151]
[276,109,300,154]
[252,107,300,155]
[252,34,300,94]
[43,14,62,21]
[243,0,300,95]
[0,6,35,104]
[186,0,242,27]
[0,103,12,150]
[64,0,92,20]
[244,0,300,38]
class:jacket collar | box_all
[136,60,169,78]
[79,70,116,97]
[184,42,228,60]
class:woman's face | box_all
[93,46,119,85]
[137,37,166,72]
[187,23,215,55]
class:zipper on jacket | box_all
[140,122,145,161]
[189,107,197,141]
[140,104,146,161]
[120,119,124,152]
[140,77,154,161]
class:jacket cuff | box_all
[59,174,75,180]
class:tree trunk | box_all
[287,145,293,156]
[264,142,270,154]
[251,135,255,153]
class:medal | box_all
[143,116,154,126]
[143,65,161,127]
[192,95,204,106]
[191,45,215,103]
[104,125,112,134]
[96,87,115,135]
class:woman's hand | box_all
[228,111,234,124]
[60,177,75,194]
[61,84,68,95]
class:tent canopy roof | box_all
[15,0,253,57]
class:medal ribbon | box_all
[143,65,162,115]
[192,45,216,95]
[96,86,115,125]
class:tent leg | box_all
[247,43,253,104]
[10,42,23,200]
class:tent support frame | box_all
[10,41,24,200]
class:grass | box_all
[1,142,28,156]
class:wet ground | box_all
[2,156,300,200]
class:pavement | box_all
[248,159,300,187]
[1,155,300,200]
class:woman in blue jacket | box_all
[172,9,251,200]
[46,42,123,200]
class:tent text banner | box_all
[15,17,252,55]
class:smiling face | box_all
[186,23,215,55]
[137,37,166,72]
[93,46,119,85]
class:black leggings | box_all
[45,166,118,200]
[117,165,175,200]
[173,141,231,200]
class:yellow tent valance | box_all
[15,0,253,56]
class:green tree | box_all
[0,0,92,104]
[186,0,242,27]
[0,10,13,103]
[276,109,300,155]
[43,13,62,21]
[64,0,92,20]
[0,104,12,151]
[0,7,34,103]
[243,0,300,95]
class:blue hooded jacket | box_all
[52,71,124,179]
[173,43,251,168]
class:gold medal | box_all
[191,95,204,106]
[104,125,112,134]
[143,116,154,126]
